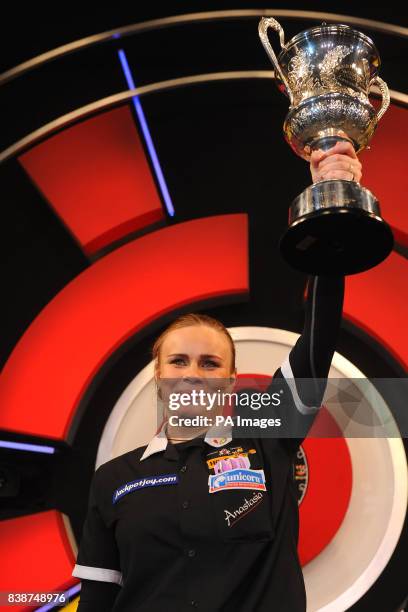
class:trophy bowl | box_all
[258,18,394,275]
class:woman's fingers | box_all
[317,140,358,162]
[312,157,363,183]
[309,132,362,183]
[318,153,361,169]
[310,149,325,168]
[318,156,362,175]
[319,168,362,182]
[316,162,363,183]
[310,149,324,160]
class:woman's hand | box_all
[310,132,362,184]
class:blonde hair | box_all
[152,313,236,376]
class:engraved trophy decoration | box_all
[258,18,394,275]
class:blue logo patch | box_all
[208,468,267,493]
[113,473,179,503]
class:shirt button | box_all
[180,465,187,472]
[182,500,190,509]
[187,548,196,557]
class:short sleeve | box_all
[72,466,123,586]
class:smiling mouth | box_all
[174,387,207,394]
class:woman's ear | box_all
[226,369,237,392]
[154,366,163,401]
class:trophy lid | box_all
[281,22,379,58]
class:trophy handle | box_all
[258,17,294,106]
[370,76,390,122]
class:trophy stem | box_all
[310,135,354,152]
[307,129,357,156]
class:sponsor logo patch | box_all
[206,446,257,472]
[113,473,179,504]
[208,468,267,493]
[224,491,264,527]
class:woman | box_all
[72,140,362,611]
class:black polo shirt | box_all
[73,427,305,611]
[72,274,344,611]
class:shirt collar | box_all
[139,418,233,461]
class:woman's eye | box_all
[203,360,219,368]
[169,358,219,367]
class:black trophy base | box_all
[279,179,394,275]
[279,207,394,276]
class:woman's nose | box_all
[182,363,201,378]
[182,372,202,382]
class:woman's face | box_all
[156,325,237,418]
